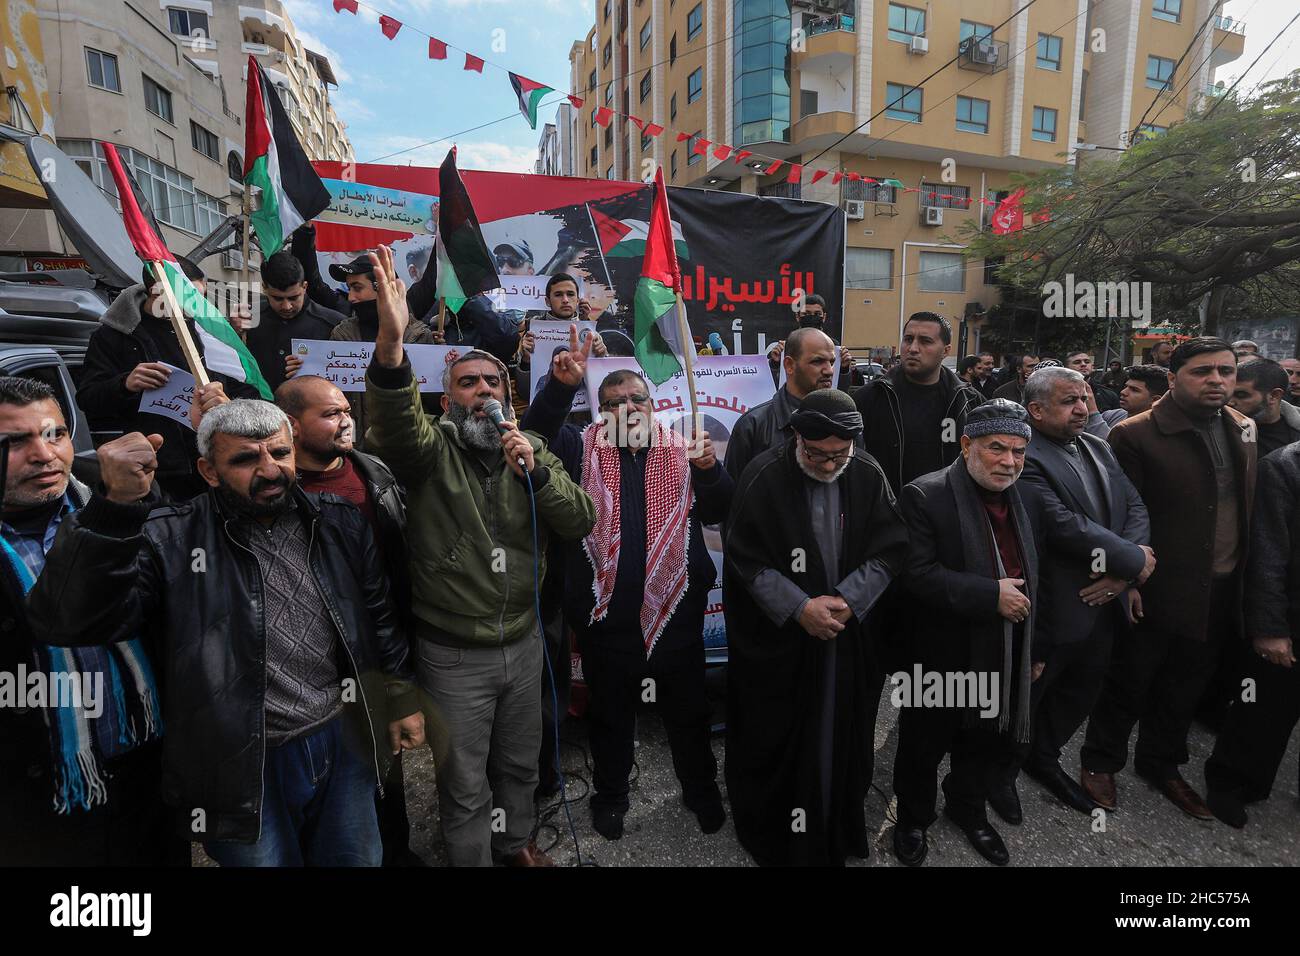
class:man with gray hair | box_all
[27,399,425,866]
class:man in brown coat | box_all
[1080,338,1257,819]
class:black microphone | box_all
[482,399,526,469]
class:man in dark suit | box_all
[991,367,1155,820]
[1081,338,1256,820]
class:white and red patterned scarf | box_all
[580,418,693,658]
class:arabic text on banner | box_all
[138,363,196,431]
[290,339,468,393]
[528,319,597,412]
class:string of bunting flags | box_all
[329,0,961,196]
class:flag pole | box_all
[437,297,446,336]
[673,291,700,438]
[240,188,252,342]
[150,261,210,388]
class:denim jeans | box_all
[205,715,381,867]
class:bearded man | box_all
[723,388,908,866]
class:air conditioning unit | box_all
[922,205,944,226]
[972,40,1001,65]
[844,199,866,220]
[909,36,929,55]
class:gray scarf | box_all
[948,459,1035,743]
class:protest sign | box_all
[487,275,552,312]
[290,339,466,392]
[528,319,597,411]
[138,363,196,431]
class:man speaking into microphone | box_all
[362,246,595,867]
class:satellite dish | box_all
[25,137,140,290]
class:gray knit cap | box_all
[964,398,1032,441]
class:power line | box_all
[1127,2,1222,142]
[1205,8,1300,119]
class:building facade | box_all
[567,0,1244,351]
[1,0,352,282]
[535,101,576,175]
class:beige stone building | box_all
[567,0,1245,352]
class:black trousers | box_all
[580,636,719,813]
[893,704,1001,830]
[537,607,572,795]
[1205,650,1300,802]
[378,754,411,865]
[1000,616,1115,779]
[0,740,187,866]
[1081,579,1235,781]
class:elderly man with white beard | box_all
[723,388,909,867]
[892,400,1050,868]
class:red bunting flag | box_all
[428,37,447,59]
[764,160,784,175]
[645,123,664,137]
[676,132,691,142]
[464,53,484,72]
[991,188,1025,235]
[831,172,842,184]
[810,169,828,184]
[333,0,358,13]
[786,163,803,184]
[692,138,712,156]
[732,150,753,165]
[379,14,402,39]
[568,95,585,109]
[847,172,861,182]
[712,144,732,161]
[628,115,646,131]
[594,107,613,127]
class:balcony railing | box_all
[1213,15,1245,35]
[958,36,1009,73]
[807,14,855,37]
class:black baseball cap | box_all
[328,254,375,282]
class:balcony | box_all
[240,5,290,52]
[1210,16,1245,67]
[792,109,855,145]
[957,36,1009,74]
[794,15,855,71]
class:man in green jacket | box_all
[363,246,595,867]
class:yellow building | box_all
[566,0,1244,353]
[0,0,56,208]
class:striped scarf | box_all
[0,531,161,814]
[580,419,693,658]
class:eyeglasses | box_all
[600,394,650,410]
[803,446,852,465]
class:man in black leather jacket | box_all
[25,400,425,866]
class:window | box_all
[845,179,897,203]
[960,20,994,43]
[143,75,173,123]
[885,83,922,123]
[640,72,651,102]
[603,0,610,21]
[846,248,893,290]
[61,140,225,236]
[800,90,818,117]
[640,19,652,50]
[641,130,652,151]
[670,93,677,119]
[917,252,966,292]
[589,69,597,92]
[671,150,678,177]
[887,3,926,44]
[1146,55,1175,90]
[604,126,613,148]
[590,145,598,167]
[670,34,677,64]
[605,82,613,104]
[606,165,614,180]
[1036,33,1062,70]
[591,109,599,128]
[956,96,989,134]
[687,67,703,103]
[687,4,703,41]
[687,132,701,164]
[1136,123,1168,140]
[167,7,209,38]
[1152,0,1181,23]
[922,184,971,209]
[1032,106,1058,142]
[190,121,219,161]
[84,48,120,92]
[603,40,612,66]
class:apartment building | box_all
[535,101,576,175]
[567,0,1245,351]
[1,0,352,281]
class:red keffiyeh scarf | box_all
[580,419,693,658]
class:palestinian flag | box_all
[509,72,553,130]
[435,147,501,314]
[102,142,272,399]
[243,55,330,257]
[589,203,689,261]
[633,168,689,386]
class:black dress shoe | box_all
[1207,790,1247,829]
[944,807,1009,866]
[1029,762,1098,814]
[987,778,1023,825]
[892,824,928,866]
[592,805,625,840]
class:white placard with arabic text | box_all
[290,339,469,393]
[528,319,597,412]
[138,363,196,431]
[487,275,552,312]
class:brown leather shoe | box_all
[1081,770,1117,811]
[503,841,556,867]
[1153,775,1214,821]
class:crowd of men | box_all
[1,241,1297,869]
